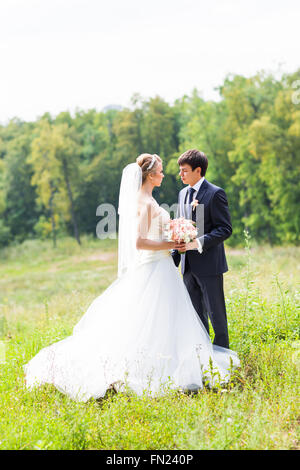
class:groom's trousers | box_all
[183,259,230,349]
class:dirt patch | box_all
[83,253,116,262]
[227,249,247,256]
[48,252,116,272]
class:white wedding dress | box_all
[24,204,240,402]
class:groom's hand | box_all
[186,240,198,250]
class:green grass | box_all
[0,235,299,450]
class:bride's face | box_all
[149,161,164,187]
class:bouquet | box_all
[164,217,198,254]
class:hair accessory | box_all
[147,154,157,170]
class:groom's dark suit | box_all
[172,179,232,349]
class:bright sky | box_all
[0,0,299,123]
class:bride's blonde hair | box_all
[136,153,162,183]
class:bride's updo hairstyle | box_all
[136,153,162,184]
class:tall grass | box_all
[0,235,299,449]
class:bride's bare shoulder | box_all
[137,194,159,217]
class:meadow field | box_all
[0,235,299,450]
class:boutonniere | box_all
[191,199,199,211]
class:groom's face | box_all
[179,164,202,186]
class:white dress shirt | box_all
[188,177,205,254]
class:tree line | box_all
[0,69,299,249]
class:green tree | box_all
[28,120,67,247]
[0,120,40,244]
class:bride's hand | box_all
[174,241,187,252]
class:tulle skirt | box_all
[24,253,240,402]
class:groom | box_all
[172,149,232,349]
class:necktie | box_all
[187,187,196,219]
[188,187,196,204]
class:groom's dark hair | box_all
[178,149,208,176]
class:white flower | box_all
[191,199,199,211]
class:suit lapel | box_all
[194,179,208,205]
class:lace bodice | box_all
[137,206,171,265]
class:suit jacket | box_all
[172,179,232,277]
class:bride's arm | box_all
[136,238,176,251]
[136,203,176,251]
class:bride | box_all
[24,153,240,402]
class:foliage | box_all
[0,69,299,247]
